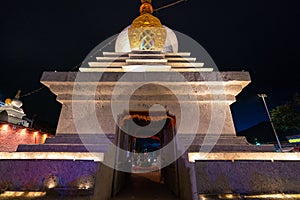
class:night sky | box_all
[0,0,299,132]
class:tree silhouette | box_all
[271,94,300,134]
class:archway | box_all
[112,111,179,199]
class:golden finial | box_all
[139,0,153,15]
[128,0,166,51]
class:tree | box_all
[271,94,300,134]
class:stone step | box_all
[171,68,213,72]
[54,133,115,138]
[128,54,165,59]
[45,137,113,145]
[122,65,171,72]
[186,144,274,152]
[102,52,129,57]
[80,68,124,72]
[183,135,248,140]
[45,134,115,144]
[192,136,249,144]
[126,59,168,65]
[81,67,213,73]
[88,62,125,67]
[168,62,204,68]
[167,57,197,62]
[176,135,254,147]
[96,57,128,61]
[101,52,192,58]
[131,50,162,54]
[165,52,191,57]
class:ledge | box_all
[188,152,300,162]
[41,71,251,84]
[0,152,103,162]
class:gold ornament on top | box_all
[141,0,152,4]
[128,0,166,51]
[5,98,12,106]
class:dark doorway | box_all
[112,111,179,199]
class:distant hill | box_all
[237,122,286,144]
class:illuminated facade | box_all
[0,123,50,151]
[0,1,299,199]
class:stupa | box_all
[40,0,276,198]
[1,1,299,199]
[0,90,31,127]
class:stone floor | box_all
[111,172,179,200]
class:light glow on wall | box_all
[78,183,91,190]
[244,193,300,199]
[198,195,208,200]
[219,194,240,199]
[0,123,52,151]
[0,191,46,198]
[199,193,300,199]
[47,182,57,189]
[1,124,10,131]
[0,152,104,161]
[188,152,300,162]
[20,128,27,135]
[44,176,59,189]
[42,134,48,143]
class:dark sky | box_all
[0,0,299,132]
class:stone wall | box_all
[195,160,300,194]
[0,160,98,192]
[0,124,50,152]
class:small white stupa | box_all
[0,90,30,127]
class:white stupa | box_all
[79,0,213,73]
[0,90,30,127]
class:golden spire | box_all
[140,0,154,15]
[128,0,166,51]
[4,90,21,106]
[15,89,21,99]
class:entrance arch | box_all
[112,111,179,198]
